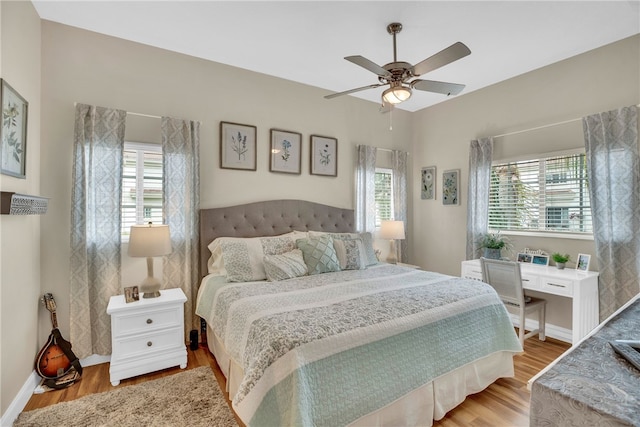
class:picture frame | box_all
[532,254,550,266]
[576,253,591,271]
[270,129,302,174]
[421,166,436,200]
[1,79,28,179]
[517,253,532,263]
[310,135,337,177]
[442,169,460,205]
[124,286,139,303]
[220,121,257,170]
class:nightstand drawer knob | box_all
[147,341,153,347]
[146,318,153,324]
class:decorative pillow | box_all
[296,235,341,275]
[309,231,378,266]
[333,238,367,270]
[207,232,301,281]
[264,249,308,281]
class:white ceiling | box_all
[32,1,640,112]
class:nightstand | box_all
[107,287,187,386]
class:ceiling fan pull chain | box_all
[389,110,393,131]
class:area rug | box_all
[14,367,238,427]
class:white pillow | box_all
[206,231,307,281]
[264,249,308,281]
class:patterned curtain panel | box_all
[392,150,409,263]
[355,145,377,232]
[161,117,201,337]
[70,104,126,358]
[465,138,493,260]
[583,106,640,321]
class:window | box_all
[121,142,163,238]
[375,168,394,227]
[488,153,592,234]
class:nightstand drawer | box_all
[540,277,574,296]
[113,327,183,360]
[113,306,182,337]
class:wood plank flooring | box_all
[22,334,570,426]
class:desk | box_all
[529,294,640,426]
[461,259,599,344]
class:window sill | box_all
[494,230,594,241]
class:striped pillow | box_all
[264,249,308,281]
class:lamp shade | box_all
[128,224,172,257]
[380,220,405,240]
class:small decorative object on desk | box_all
[576,253,591,271]
[478,232,510,259]
[551,252,570,269]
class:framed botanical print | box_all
[220,121,257,171]
[421,166,436,200]
[270,129,302,174]
[310,135,337,177]
[442,169,460,206]
[1,79,28,178]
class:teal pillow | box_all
[296,235,341,275]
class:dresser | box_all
[461,259,599,344]
[107,287,187,386]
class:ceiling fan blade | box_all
[324,83,384,99]
[411,79,466,96]
[345,56,393,78]
[412,42,471,76]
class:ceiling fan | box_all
[325,23,471,110]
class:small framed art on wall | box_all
[220,121,257,171]
[442,169,460,206]
[310,135,337,177]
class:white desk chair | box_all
[480,257,546,347]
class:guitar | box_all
[35,293,72,379]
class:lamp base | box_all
[386,240,398,264]
[142,290,161,299]
[139,273,161,299]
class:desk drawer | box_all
[521,273,540,290]
[540,277,574,296]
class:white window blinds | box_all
[121,143,163,238]
[375,168,393,227]
[489,154,592,234]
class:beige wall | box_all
[411,34,640,329]
[39,21,413,346]
[0,0,42,416]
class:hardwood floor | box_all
[22,335,570,426]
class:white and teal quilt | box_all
[196,264,521,426]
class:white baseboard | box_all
[508,313,572,344]
[1,354,111,427]
[1,370,40,427]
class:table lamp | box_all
[128,223,172,298]
[380,220,405,264]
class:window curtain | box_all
[392,150,409,263]
[70,104,126,358]
[355,145,377,232]
[161,117,201,337]
[583,105,640,321]
[465,137,493,260]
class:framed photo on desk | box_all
[532,254,549,266]
[576,253,591,271]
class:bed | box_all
[195,199,522,426]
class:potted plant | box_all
[478,232,510,259]
[551,253,570,269]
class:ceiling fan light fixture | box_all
[382,85,412,105]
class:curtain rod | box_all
[493,104,640,139]
[73,102,161,119]
[371,147,411,155]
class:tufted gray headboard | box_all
[199,199,355,277]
